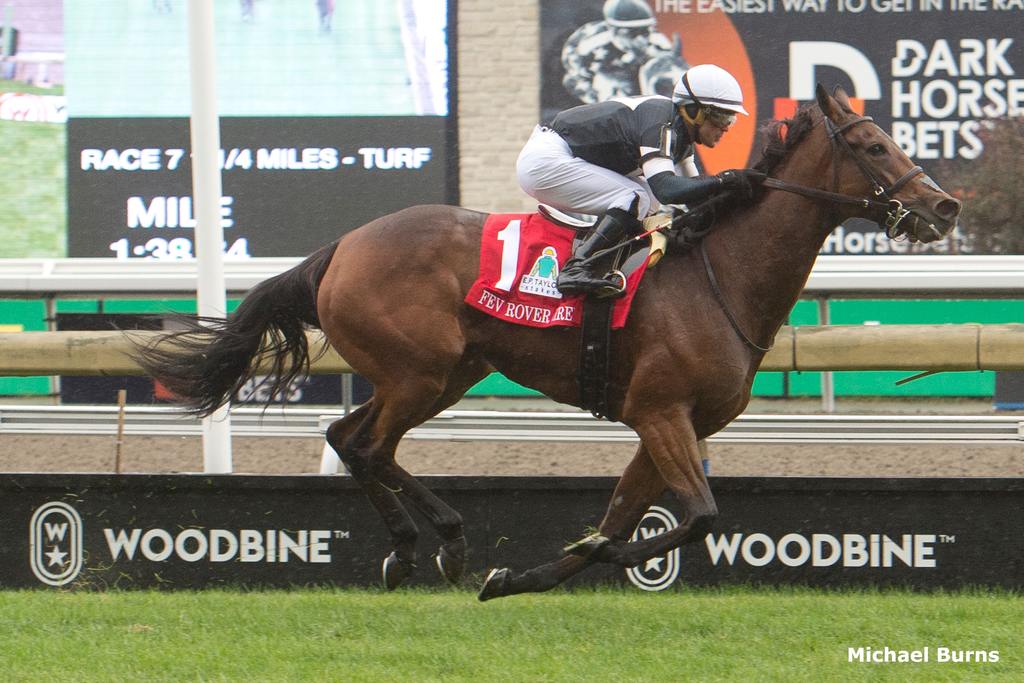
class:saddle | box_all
[464,208,673,420]
[539,206,671,420]
[539,204,669,270]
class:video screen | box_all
[0,0,455,258]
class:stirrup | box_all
[557,269,627,298]
[595,270,627,298]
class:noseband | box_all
[761,114,928,239]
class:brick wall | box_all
[457,0,539,213]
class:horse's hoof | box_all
[563,532,611,558]
[477,567,513,602]
[435,537,466,585]
[382,552,416,591]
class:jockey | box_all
[516,63,765,298]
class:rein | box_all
[760,177,887,211]
[699,240,773,354]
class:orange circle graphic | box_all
[655,11,756,174]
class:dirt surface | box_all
[1,397,1020,477]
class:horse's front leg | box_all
[578,410,717,566]
[479,441,666,601]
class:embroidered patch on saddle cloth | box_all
[464,212,650,329]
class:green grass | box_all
[0,80,64,96]
[0,112,66,257]
[0,586,1019,682]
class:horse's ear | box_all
[815,83,841,123]
[831,85,853,111]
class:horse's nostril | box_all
[936,198,962,220]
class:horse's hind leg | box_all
[479,442,666,600]
[325,402,421,590]
[336,362,490,588]
[366,362,491,585]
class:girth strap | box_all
[579,297,615,419]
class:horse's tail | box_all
[133,240,339,417]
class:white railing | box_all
[805,255,1024,295]
[0,255,1021,297]
[0,405,1019,443]
[5,405,1019,475]
[0,257,302,295]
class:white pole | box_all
[187,0,232,473]
[818,297,835,414]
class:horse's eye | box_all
[867,143,886,156]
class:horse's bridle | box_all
[761,114,931,240]
[700,113,933,355]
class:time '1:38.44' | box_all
[108,237,250,260]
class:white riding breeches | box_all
[516,125,657,218]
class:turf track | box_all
[0,586,1018,681]
[0,82,65,257]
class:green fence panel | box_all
[823,299,1022,396]
[467,373,541,397]
[0,300,50,395]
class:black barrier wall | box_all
[3,475,1020,591]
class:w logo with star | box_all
[30,502,84,586]
[625,505,681,591]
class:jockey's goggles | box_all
[704,107,737,129]
[613,25,650,39]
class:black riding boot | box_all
[557,208,641,297]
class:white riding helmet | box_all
[672,64,748,116]
[603,0,656,28]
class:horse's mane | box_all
[751,102,819,176]
[707,103,820,223]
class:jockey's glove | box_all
[716,169,767,201]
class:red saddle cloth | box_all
[464,212,650,329]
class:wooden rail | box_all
[0,324,1021,375]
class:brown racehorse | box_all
[134,86,961,600]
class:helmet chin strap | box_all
[678,104,706,143]
[679,103,704,126]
